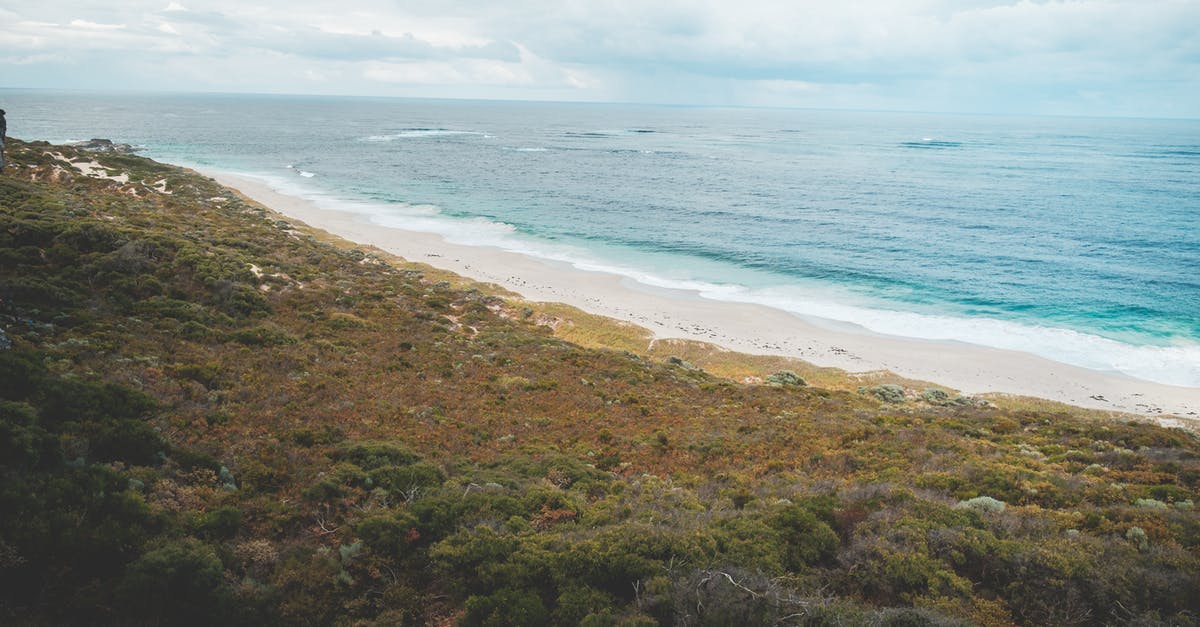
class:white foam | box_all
[362,130,486,142]
[709,287,1200,387]
[373,213,519,246]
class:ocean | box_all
[3,89,1198,387]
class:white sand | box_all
[202,169,1200,424]
[46,151,130,184]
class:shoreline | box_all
[201,168,1200,423]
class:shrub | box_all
[1126,526,1149,552]
[38,379,157,427]
[369,462,446,499]
[117,539,231,626]
[765,371,806,386]
[196,505,242,540]
[0,400,56,469]
[866,384,906,403]
[89,419,166,466]
[303,479,343,503]
[920,388,950,404]
[553,585,617,625]
[55,222,126,254]
[337,441,422,470]
[670,568,793,626]
[955,496,1006,513]
[771,505,840,571]
[463,588,549,627]
[229,325,295,346]
[357,511,421,558]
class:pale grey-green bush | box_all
[765,370,806,386]
[956,495,1006,513]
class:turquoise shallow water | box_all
[3,89,1198,385]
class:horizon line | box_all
[2,85,1197,123]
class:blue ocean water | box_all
[4,89,1199,386]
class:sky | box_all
[1,0,1198,118]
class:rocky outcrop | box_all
[69,138,138,153]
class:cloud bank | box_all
[1,1,1197,116]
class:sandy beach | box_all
[203,169,1200,424]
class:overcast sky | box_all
[2,1,1198,117]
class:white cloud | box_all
[0,0,1196,116]
[68,19,126,30]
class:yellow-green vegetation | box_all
[1,139,1198,626]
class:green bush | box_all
[196,505,242,540]
[89,419,166,466]
[463,588,549,627]
[553,585,617,625]
[229,324,295,346]
[337,441,422,469]
[369,461,446,499]
[357,511,420,558]
[0,400,56,469]
[771,504,840,571]
[117,539,231,626]
[38,379,157,427]
[55,222,126,254]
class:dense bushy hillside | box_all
[1,139,1198,626]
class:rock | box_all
[765,370,806,386]
[70,138,138,153]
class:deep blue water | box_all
[3,89,1198,386]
